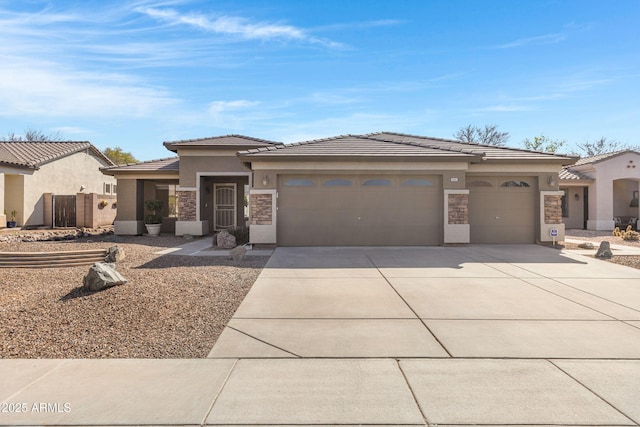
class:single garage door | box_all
[468,176,537,244]
[277,174,442,246]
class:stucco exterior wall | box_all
[0,172,5,226]
[5,174,25,225]
[562,187,585,229]
[583,152,640,230]
[179,156,248,187]
[21,151,116,225]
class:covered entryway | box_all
[468,176,537,243]
[277,174,442,246]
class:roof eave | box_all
[236,153,480,162]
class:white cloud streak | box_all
[135,6,343,48]
[495,33,567,49]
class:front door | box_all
[214,183,237,230]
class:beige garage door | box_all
[277,175,442,246]
[468,176,537,244]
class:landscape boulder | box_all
[229,245,246,261]
[595,241,613,259]
[216,230,236,249]
[83,262,128,292]
[105,246,126,263]
[578,242,595,250]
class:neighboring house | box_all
[560,150,640,231]
[0,141,116,228]
[103,132,576,245]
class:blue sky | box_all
[1,0,639,160]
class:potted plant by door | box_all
[7,210,17,228]
[144,200,163,236]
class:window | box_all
[401,178,433,187]
[104,183,111,194]
[113,185,117,195]
[284,178,315,187]
[501,180,530,188]
[362,179,391,187]
[323,179,352,187]
[467,180,492,187]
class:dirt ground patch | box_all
[0,235,267,358]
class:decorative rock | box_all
[229,245,246,261]
[216,230,236,249]
[578,242,595,249]
[595,241,613,259]
[105,246,126,263]
[82,262,128,292]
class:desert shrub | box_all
[228,226,249,245]
[623,230,640,241]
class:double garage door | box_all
[277,175,442,246]
[276,174,537,246]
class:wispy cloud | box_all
[135,6,344,48]
[0,56,177,118]
[495,33,567,49]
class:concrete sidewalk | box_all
[2,245,640,426]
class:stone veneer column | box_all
[177,190,197,221]
[544,194,563,224]
[251,193,273,225]
[448,193,469,225]
[539,191,565,242]
[444,189,470,244]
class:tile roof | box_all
[559,167,593,181]
[239,132,577,164]
[368,132,576,162]
[164,134,281,151]
[0,141,114,169]
[239,135,478,159]
[572,150,637,166]
[101,157,179,174]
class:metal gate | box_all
[53,195,76,228]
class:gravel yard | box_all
[0,234,268,358]
[565,229,640,270]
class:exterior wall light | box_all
[262,175,269,186]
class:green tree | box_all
[522,134,566,153]
[103,146,138,165]
[454,124,510,146]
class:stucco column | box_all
[248,189,277,244]
[444,189,470,244]
[113,178,145,235]
[540,191,565,242]
[587,179,614,230]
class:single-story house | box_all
[102,132,576,245]
[0,141,116,228]
[560,150,640,231]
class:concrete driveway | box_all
[203,245,640,426]
[3,244,640,426]
[210,244,640,359]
